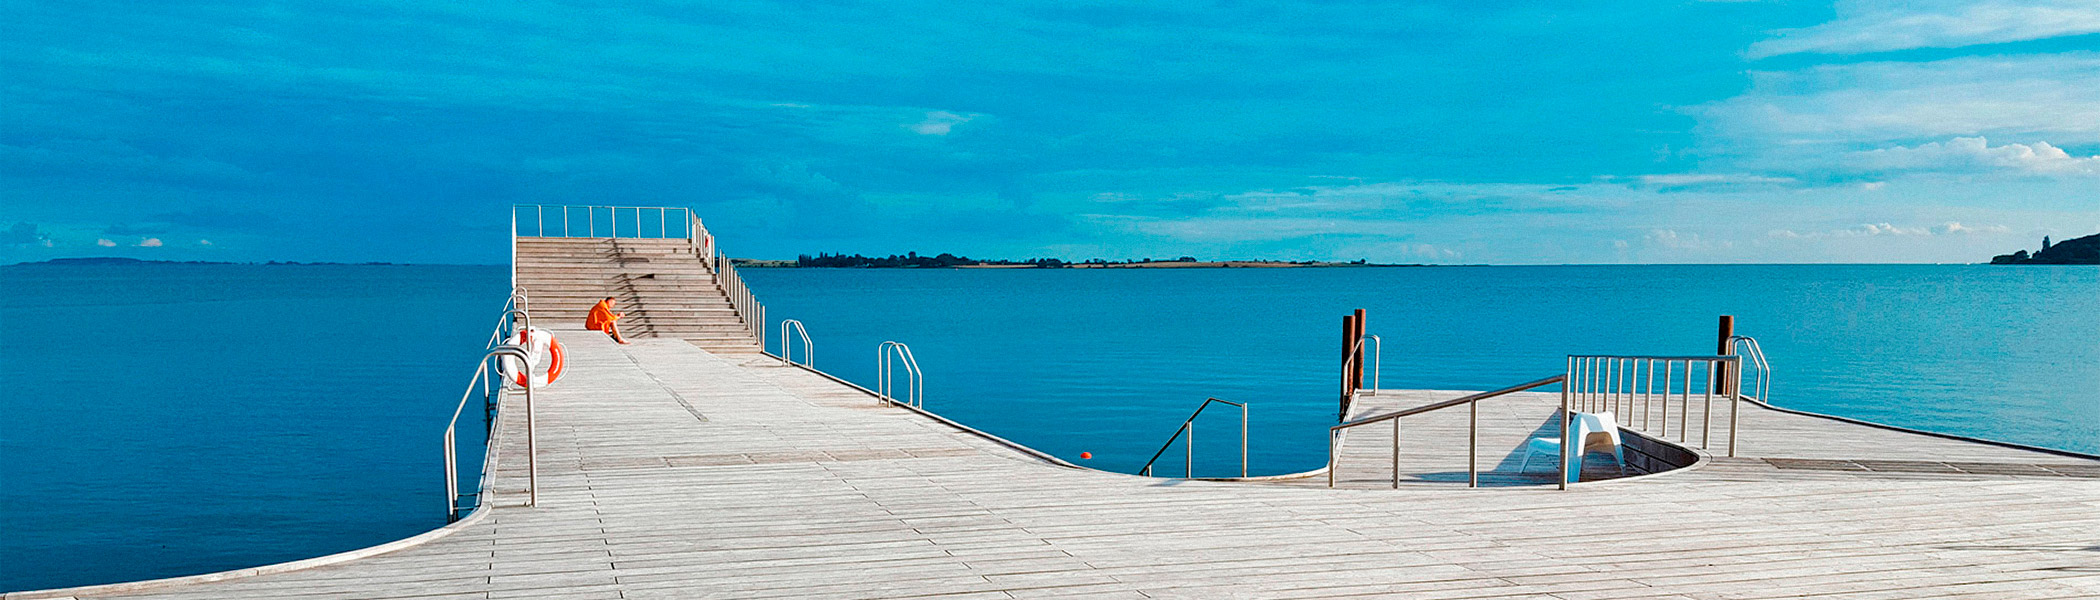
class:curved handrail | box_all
[446,344,532,521]
[1138,397,1248,478]
[1329,375,1565,489]
[876,341,923,409]
[1728,335,1770,404]
[1343,334,1383,397]
[778,319,813,367]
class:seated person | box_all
[585,297,630,344]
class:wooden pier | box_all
[16,219,2100,599]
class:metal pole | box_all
[1644,359,1655,430]
[1559,361,1571,491]
[444,427,456,520]
[1729,357,1742,457]
[1680,360,1692,442]
[1185,423,1193,478]
[1703,360,1715,449]
[1661,361,1673,438]
[1391,418,1400,490]
[1327,430,1337,488]
[1351,308,1367,389]
[1240,403,1248,478]
[525,362,537,507]
[1468,399,1478,488]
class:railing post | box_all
[1185,423,1193,478]
[1729,356,1742,457]
[1351,308,1367,390]
[1560,359,1572,490]
[1468,399,1478,488]
[1327,430,1337,488]
[1390,418,1400,489]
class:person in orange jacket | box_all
[585,297,630,344]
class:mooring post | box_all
[1340,314,1358,420]
[1351,308,1367,393]
[1716,315,1734,394]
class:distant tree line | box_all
[796,252,1068,268]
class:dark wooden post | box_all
[1340,314,1358,420]
[1352,308,1367,392]
[1715,315,1735,394]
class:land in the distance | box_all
[1991,232,2100,265]
[735,252,1423,269]
[5,257,412,267]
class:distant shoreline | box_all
[5,257,432,267]
[736,256,1430,269]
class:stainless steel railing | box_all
[1139,397,1248,478]
[778,319,812,367]
[1351,334,1382,396]
[510,204,767,348]
[1729,336,1771,404]
[514,204,694,239]
[1565,354,1744,456]
[877,341,924,408]
[1330,375,1565,489]
[445,295,543,521]
[689,211,766,347]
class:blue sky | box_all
[3,0,2097,264]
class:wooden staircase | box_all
[512,237,761,354]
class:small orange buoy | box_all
[1080,452,1092,460]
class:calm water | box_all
[5,264,2098,590]
[740,265,2100,477]
[0,264,503,592]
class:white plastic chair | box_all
[1520,411,1625,483]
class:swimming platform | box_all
[14,205,2100,599]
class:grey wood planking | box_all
[37,332,2100,600]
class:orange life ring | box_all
[500,327,565,388]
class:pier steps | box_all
[512,236,759,353]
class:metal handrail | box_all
[1329,375,1565,489]
[1341,334,1383,397]
[445,344,532,521]
[1729,336,1771,404]
[1139,397,1248,478]
[1566,354,1743,456]
[514,204,694,239]
[691,211,765,347]
[876,341,923,408]
[778,319,812,367]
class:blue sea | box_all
[6,263,2099,591]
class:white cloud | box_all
[1693,54,2100,159]
[96,238,116,247]
[1849,136,2100,174]
[1750,0,2100,59]
[1645,229,1710,250]
[1938,221,2013,234]
[908,111,974,136]
[198,239,213,246]
[1769,221,2010,239]
[137,237,163,247]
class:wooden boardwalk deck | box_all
[25,333,2100,600]
[1309,389,2100,489]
